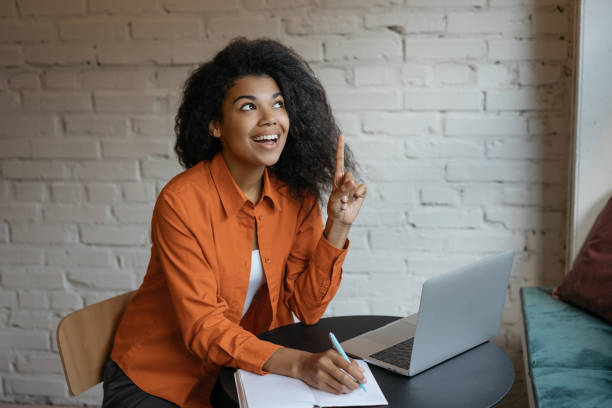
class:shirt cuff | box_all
[237,336,284,375]
[315,236,350,301]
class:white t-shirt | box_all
[242,250,266,317]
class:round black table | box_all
[221,315,514,407]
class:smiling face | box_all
[209,75,290,181]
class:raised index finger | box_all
[334,134,345,186]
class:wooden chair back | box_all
[56,290,136,396]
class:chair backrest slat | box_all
[57,290,136,396]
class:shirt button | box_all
[265,258,271,264]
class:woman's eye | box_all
[240,103,256,111]
[273,100,284,108]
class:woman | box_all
[103,37,367,408]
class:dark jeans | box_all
[102,360,178,408]
[102,359,237,408]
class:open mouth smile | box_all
[252,133,280,145]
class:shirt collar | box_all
[209,152,281,217]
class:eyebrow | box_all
[232,92,283,104]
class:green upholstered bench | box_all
[519,287,612,408]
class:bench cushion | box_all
[520,287,612,407]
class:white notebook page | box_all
[235,359,387,408]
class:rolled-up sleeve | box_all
[152,192,281,374]
[283,197,349,325]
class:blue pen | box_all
[329,332,367,392]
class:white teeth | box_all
[253,134,279,141]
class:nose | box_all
[258,106,278,127]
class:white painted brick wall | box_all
[0,1,573,405]
[325,34,403,60]
[51,183,84,203]
[421,186,461,206]
[58,19,129,41]
[405,38,486,59]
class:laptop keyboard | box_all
[369,337,414,370]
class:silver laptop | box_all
[342,250,514,376]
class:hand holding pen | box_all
[329,332,367,392]
[262,335,367,395]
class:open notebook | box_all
[234,360,388,408]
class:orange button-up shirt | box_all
[111,153,348,407]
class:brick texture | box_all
[0,1,574,407]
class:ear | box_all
[208,120,221,139]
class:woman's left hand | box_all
[327,134,367,226]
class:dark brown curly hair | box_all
[174,37,355,202]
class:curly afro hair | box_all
[174,37,355,202]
